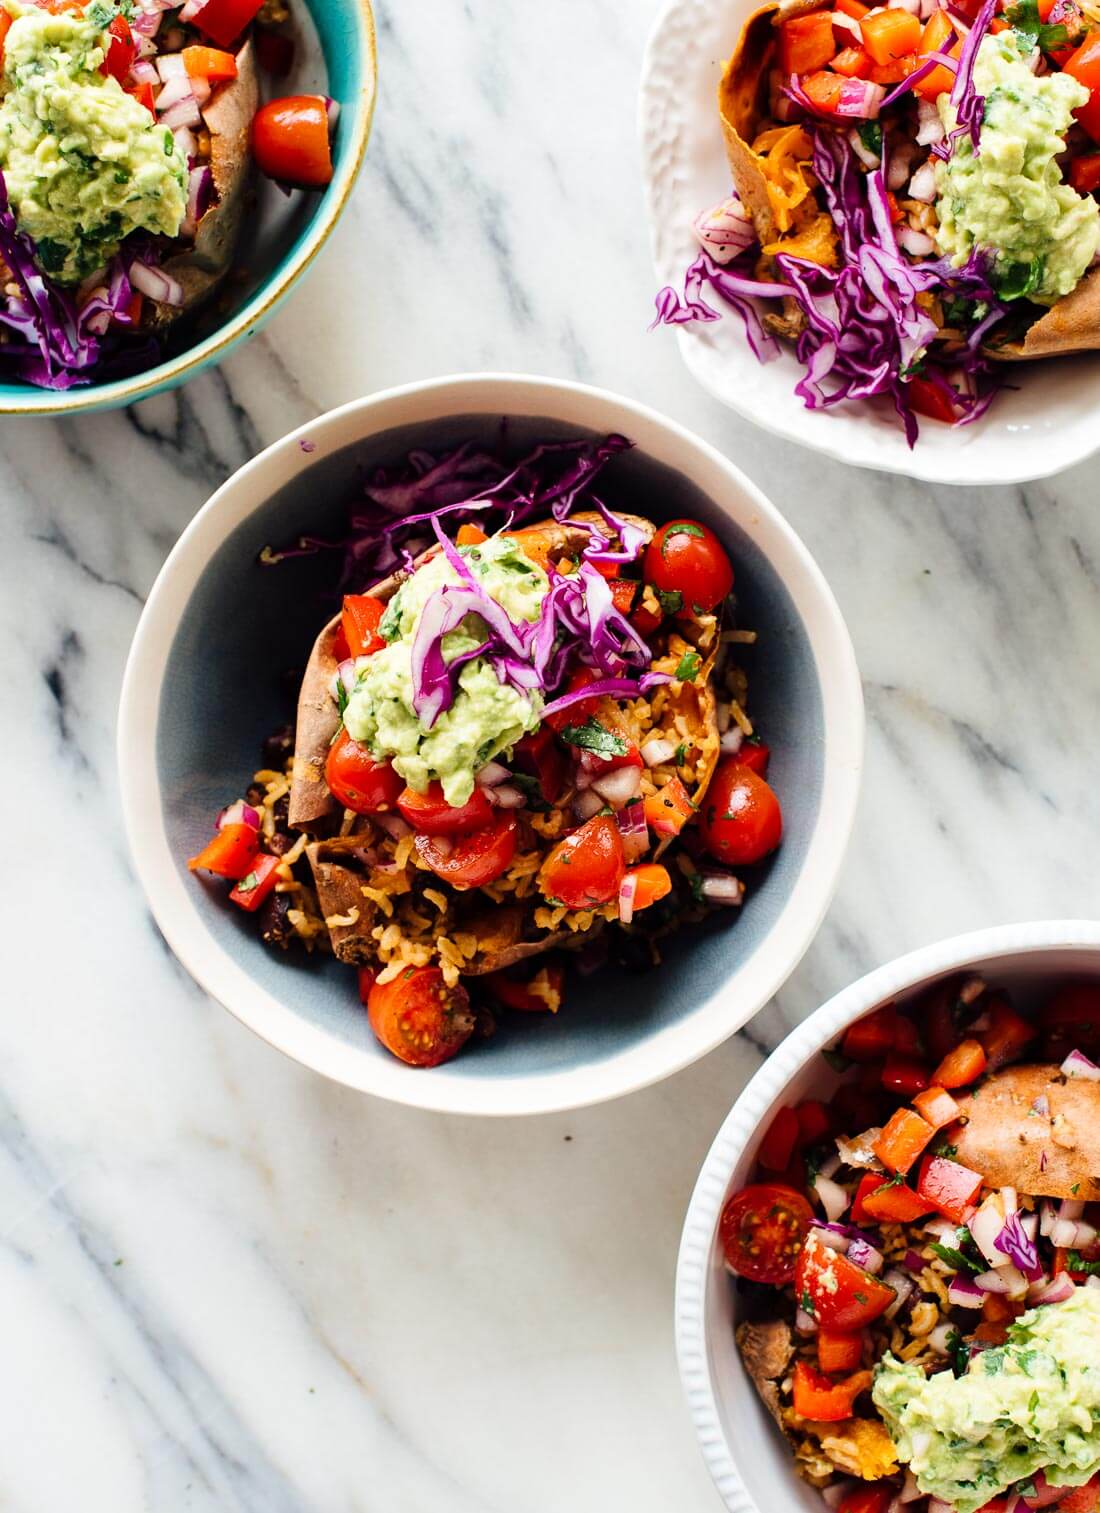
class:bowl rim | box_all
[638,0,1094,488]
[0,0,377,417]
[117,371,865,1116]
[674,918,1100,1513]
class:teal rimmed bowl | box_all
[0,0,376,416]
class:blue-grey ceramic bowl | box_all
[117,374,864,1115]
[2,0,376,416]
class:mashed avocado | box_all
[0,1,188,281]
[935,32,1100,304]
[873,1289,1100,1513]
[342,535,549,807]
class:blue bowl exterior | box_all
[157,413,825,1084]
[0,0,375,416]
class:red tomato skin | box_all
[795,1229,896,1329]
[367,966,474,1068]
[252,94,334,188]
[514,726,566,803]
[228,851,281,911]
[396,782,493,837]
[538,814,625,910]
[325,730,403,813]
[758,1106,801,1170]
[699,759,782,865]
[341,594,385,658]
[414,814,519,890]
[644,519,734,614]
[544,668,602,734]
[719,1183,813,1284]
[192,0,263,49]
[839,1485,894,1513]
[738,741,770,775]
[101,15,134,81]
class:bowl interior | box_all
[157,411,825,1086]
[0,0,373,413]
[701,941,1100,1513]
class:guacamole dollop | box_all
[873,1289,1100,1513]
[342,535,549,808]
[0,1,188,282]
[934,32,1100,304]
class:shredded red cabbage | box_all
[935,0,997,159]
[653,126,1006,445]
[993,1212,1042,1280]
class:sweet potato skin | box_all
[950,1063,1100,1201]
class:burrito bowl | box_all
[117,374,864,1115]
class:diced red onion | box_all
[924,1216,960,1245]
[1032,1093,1051,1117]
[489,784,526,809]
[1028,1272,1076,1306]
[1023,1473,1070,1509]
[917,97,947,145]
[975,1268,1014,1294]
[887,143,916,190]
[173,123,198,162]
[1062,1048,1100,1081]
[904,1249,926,1274]
[971,1195,1010,1267]
[217,799,260,831]
[130,57,159,83]
[908,161,937,202]
[847,1237,884,1274]
[699,872,745,906]
[476,761,510,787]
[574,789,605,823]
[159,94,203,130]
[155,73,193,110]
[900,1473,923,1504]
[833,9,863,37]
[811,1223,851,1253]
[156,52,188,80]
[1039,1199,1057,1238]
[618,871,638,925]
[898,226,937,257]
[883,1269,913,1320]
[834,78,886,119]
[928,1323,955,1356]
[948,1274,984,1307]
[719,727,745,754]
[641,736,677,766]
[129,259,183,306]
[591,765,642,808]
[616,802,650,863]
[815,1175,852,1224]
[692,195,756,265]
[375,812,412,841]
[336,657,359,698]
[795,1307,818,1335]
[179,0,205,18]
[1053,1218,1098,1249]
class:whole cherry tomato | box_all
[699,758,782,865]
[538,814,625,909]
[644,519,734,615]
[325,729,403,813]
[365,966,474,1068]
[252,94,334,188]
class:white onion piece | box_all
[971,1194,1009,1267]
[476,761,510,788]
[591,765,642,808]
[795,1307,818,1335]
[1088,1276,1100,1291]
[927,1323,955,1356]
[975,1268,1013,1295]
[908,161,938,202]
[883,1268,914,1320]
[1028,1272,1076,1306]
[1039,1199,1057,1237]
[640,736,678,767]
[719,727,746,754]
[490,785,526,810]
[849,127,882,169]
[1062,1048,1100,1081]
[130,260,184,306]
[573,789,605,823]
[159,94,202,130]
[155,73,193,110]
[924,1215,961,1244]
[173,123,197,160]
[814,1175,851,1223]
[887,142,916,189]
[1051,1219,1083,1248]
[700,874,745,906]
[618,872,637,926]
[919,0,940,17]
[812,1225,851,1252]
[1059,1199,1085,1222]
[156,52,188,79]
[833,9,863,36]
[917,97,947,145]
[692,195,756,265]
[898,226,937,257]
[217,799,260,831]
[375,812,411,841]
[847,1238,884,1274]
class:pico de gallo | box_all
[725,975,1100,1511]
[188,434,784,1069]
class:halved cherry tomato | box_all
[780,10,837,73]
[842,1005,898,1063]
[100,13,134,81]
[860,7,921,63]
[191,0,263,49]
[818,1328,863,1374]
[609,578,639,616]
[915,1154,982,1222]
[738,741,770,775]
[981,996,1037,1070]
[1065,33,1100,141]
[341,593,385,658]
[188,822,259,880]
[1041,982,1100,1057]
[181,44,238,80]
[644,775,694,838]
[700,758,782,865]
[719,1182,813,1283]
[839,1485,894,1513]
[538,814,625,909]
[325,729,403,813]
[932,1036,987,1089]
[912,1086,960,1129]
[485,963,565,1013]
[644,519,734,615]
[873,1107,935,1174]
[228,851,281,911]
[792,1361,873,1422]
[455,522,488,546]
[859,1179,934,1223]
[851,1172,889,1225]
[759,1106,801,1171]
[795,1099,832,1146]
[545,667,602,733]
[627,862,672,912]
[126,79,155,114]
[396,781,493,836]
[514,725,566,803]
[1052,1479,1100,1513]
[795,1228,897,1329]
[831,45,872,76]
[252,94,334,189]
[415,813,519,890]
[881,1053,929,1097]
[366,965,474,1068]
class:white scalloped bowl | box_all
[639,0,1100,485]
[675,920,1100,1513]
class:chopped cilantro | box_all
[932,1140,959,1159]
[930,1241,982,1275]
[236,871,260,894]
[560,718,629,759]
[800,1289,816,1317]
[858,121,883,157]
[655,587,683,616]
[854,1291,868,1305]
[508,772,550,813]
[675,650,702,683]
[673,742,687,766]
[822,1046,853,1073]
[660,524,705,558]
[983,1349,1005,1376]
[1071,1182,1081,1196]
[1067,1250,1100,1276]
[336,680,349,718]
[994,256,1046,301]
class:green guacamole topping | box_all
[0,1,188,282]
[934,33,1100,305]
[873,1289,1100,1513]
[342,535,549,808]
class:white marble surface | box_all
[5,0,1100,1507]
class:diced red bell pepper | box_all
[860,7,921,63]
[609,579,639,616]
[912,1086,960,1129]
[591,559,621,579]
[780,10,838,73]
[1053,1479,1100,1513]
[190,0,263,50]
[188,822,259,880]
[799,69,846,111]
[1064,33,1100,142]
[455,522,488,546]
[914,10,962,100]
[631,599,663,636]
[873,1108,935,1174]
[100,14,135,82]
[818,1328,864,1374]
[916,1154,983,1222]
[181,44,238,79]
[835,0,870,17]
[851,1172,888,1225]
[981,997,1037,1071]
[792,1361,872,1422]
[486,963,565,1013]
[545,668,602,733]
[126,79,156,114]
[859,1178,934,1223]
[759,1105,801,1171]
[738,741,771,776]
[228,852,281,911]
[831,44,872,76]
[931,1037,987,1089]
[881,1053,929,1097]
[842,1006,898,1063]
[907,375,959,424]
[796,1099,832,1147]
[341,594,386,658]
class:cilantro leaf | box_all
[994,256,1046,301]
[930,1242,982,1274]
[858,121,883,158]
[560,718,629,759]
[655,587,683,616]
[675,650,702,683]
[336,680,349,718]
[508,772,550,813]
[1068,1250,1100,1276]
[660,524,705,560]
